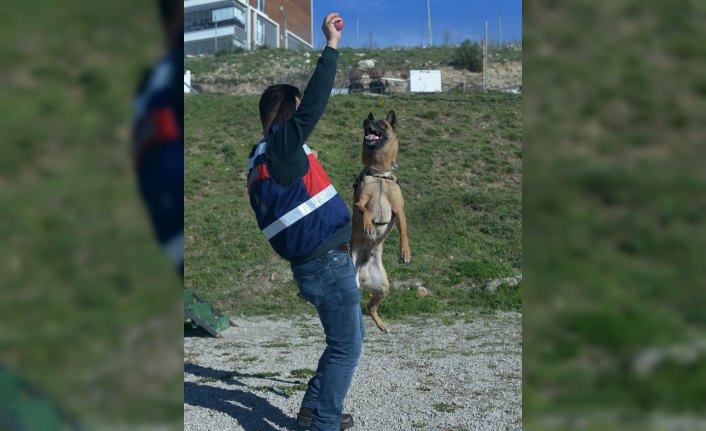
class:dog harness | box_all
[352,167,401,226]
[247,139,350,262]
[352,167,401,192]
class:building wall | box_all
[185,0,249,55]
[185,0,312,53]
[248,0,311,49]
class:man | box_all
[247,13,364,431]
[132,0,184,277]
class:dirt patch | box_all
[195,61,522,95]
[184,312,522,430]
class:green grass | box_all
[0,1,182,427]
[290,368,317,379]
[260,341,292,348]
[523,0,706,426]
[433,402,459,413]
[185,91,522,318]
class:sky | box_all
[311,0,522,49]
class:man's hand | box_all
[322,13,342,50]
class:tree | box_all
[451,39,482,72]
[366,31,376,48]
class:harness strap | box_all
[352,168,401,192]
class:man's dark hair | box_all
[259,84,302,133]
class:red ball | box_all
[334,19,344,31]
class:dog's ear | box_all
[386,110,397,130]
[364,112,374,128]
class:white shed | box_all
[409,70,442,93]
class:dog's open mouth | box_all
[365,129,381,141]
[364,127,386,146]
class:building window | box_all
[257,0,265,12]
[256,20,266,45]
[234,7,246,29]
[185,10,214,32]
[184,6,247,33]
[212,7,234,23]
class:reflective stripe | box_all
[262,184,338,240]
[162,231,184,265]
[133,59,173,119]
[247,140,268,169]
[247,163,270,191]
[249,142,312,170]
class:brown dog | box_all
[351,110,411,333]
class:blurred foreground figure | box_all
[132,0,184,277]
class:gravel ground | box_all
[184,312,522,431]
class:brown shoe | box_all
[297,406,354,430]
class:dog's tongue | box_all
[366,134,379,140]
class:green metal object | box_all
[0,366,85,431]
[184,287,233,337]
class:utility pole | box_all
[426,0,432,47]
[483,21,488,92]
[356,4,359,49]
[215,16,218,53]
[498,8,502,46]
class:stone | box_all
[357,59,376,69]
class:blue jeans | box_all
[291,251,365,431]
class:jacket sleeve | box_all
[266,46,339,181]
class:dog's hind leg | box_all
[367,248,391,333]
[389,188,411,264]
[368,288,390,333]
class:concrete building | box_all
[184,0,313,55]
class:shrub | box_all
[349,67,363,80]
[369,80,385,94]
[349,82,364,93]
[451,39,482,72]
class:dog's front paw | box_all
[363,219,376,235]
[400,248,411,264]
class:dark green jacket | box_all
[263,46,351,264]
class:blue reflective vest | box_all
[247,140,350,262]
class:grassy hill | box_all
[0,1,181,427]
[185,44,522,93]
[523,0,706,428]
[185,91,522,319]
[185,44,522,77]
